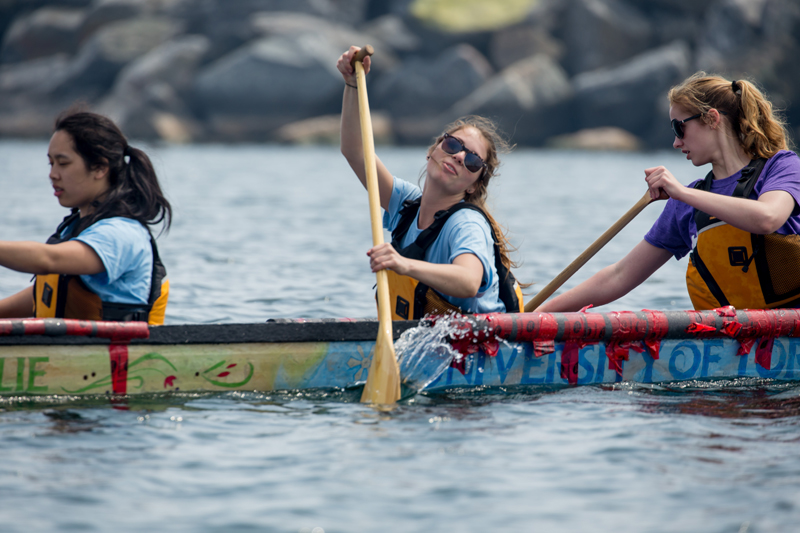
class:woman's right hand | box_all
[367,243,409,275]
[336,46,371,86]
[644,166,681,201]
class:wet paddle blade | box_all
[361,324,401,404]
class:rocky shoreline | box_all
[1,0,798,149]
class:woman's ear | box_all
[706,108,723,129]
[92,159,110,181]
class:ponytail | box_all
[735,79,790,159]
[668,72,792,159]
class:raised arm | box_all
[337,46,394,211]
[536,240,673,312]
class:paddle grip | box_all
[350,44,374,68]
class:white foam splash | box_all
[396,313,466,392]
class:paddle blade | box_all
[361,326,401,404]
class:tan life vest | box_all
[386,199,524,320]
[32,210,169,325]
[686,158,800,310]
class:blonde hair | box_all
[426,116,523,276]
[668,72,792,159]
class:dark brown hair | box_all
[668,72,792,158]
[54,110,172,233]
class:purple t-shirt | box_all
[644,150,800,259]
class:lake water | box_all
[0,140,798,532]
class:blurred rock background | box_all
[0,0,798,149]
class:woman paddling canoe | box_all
[337,46,523,319]
[539,72,800,312]
[0,110,171,323]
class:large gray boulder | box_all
[1,6,86,62]
[176,0,370,63]
[562,0,652,75]
[360,14,421,54]
[49,16,183,99]
[96,34,210,141]
[695,0,769,73]
[573,40,691,147]
[373,44,493,118]
[489,23,564,72]
[191,12,393,140]
[77,0,147,44]
[250,11,398,71]
[627,0,714,15]
[0,53,72,95]
[694,0,800,132]
[192,34,348,139]
[444,54,573,146]
[487,0,566,71]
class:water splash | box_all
[396,314,468,393]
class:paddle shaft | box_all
[524,191,655,312]
[352,45,400,404]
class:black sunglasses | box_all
[670,114,702,139]
[441,133,486,175]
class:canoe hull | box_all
[1,310,799,396]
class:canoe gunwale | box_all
[0,319,421,346]
[1,308,799,347]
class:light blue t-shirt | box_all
[64,217,153,305]
[382,177,504,314]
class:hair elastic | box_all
[732,80,740,94]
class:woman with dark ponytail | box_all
[539,72,800,312]
[0,110,172,324]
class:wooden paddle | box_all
[352,45,401,404]
[524,191,656,312]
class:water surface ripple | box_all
[0,142,798,532]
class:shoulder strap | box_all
[393,199,521,312]
[693,158,767,230]
[391,198,471,261]
[147,233,167,305]
[693,171,715,192]
[390,198,420,249]
[733,158,767,199]
[46,209,81,244]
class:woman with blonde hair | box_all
[337,46,523,318]
[539,72,800,312]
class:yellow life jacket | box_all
[686,158,800,310]
[33,210,169,325]
[387,199,524,320]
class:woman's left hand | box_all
[367,243,409,275]
[644,166,681,201]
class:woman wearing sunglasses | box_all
[538,72,800,312]
[337,46,523,319]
